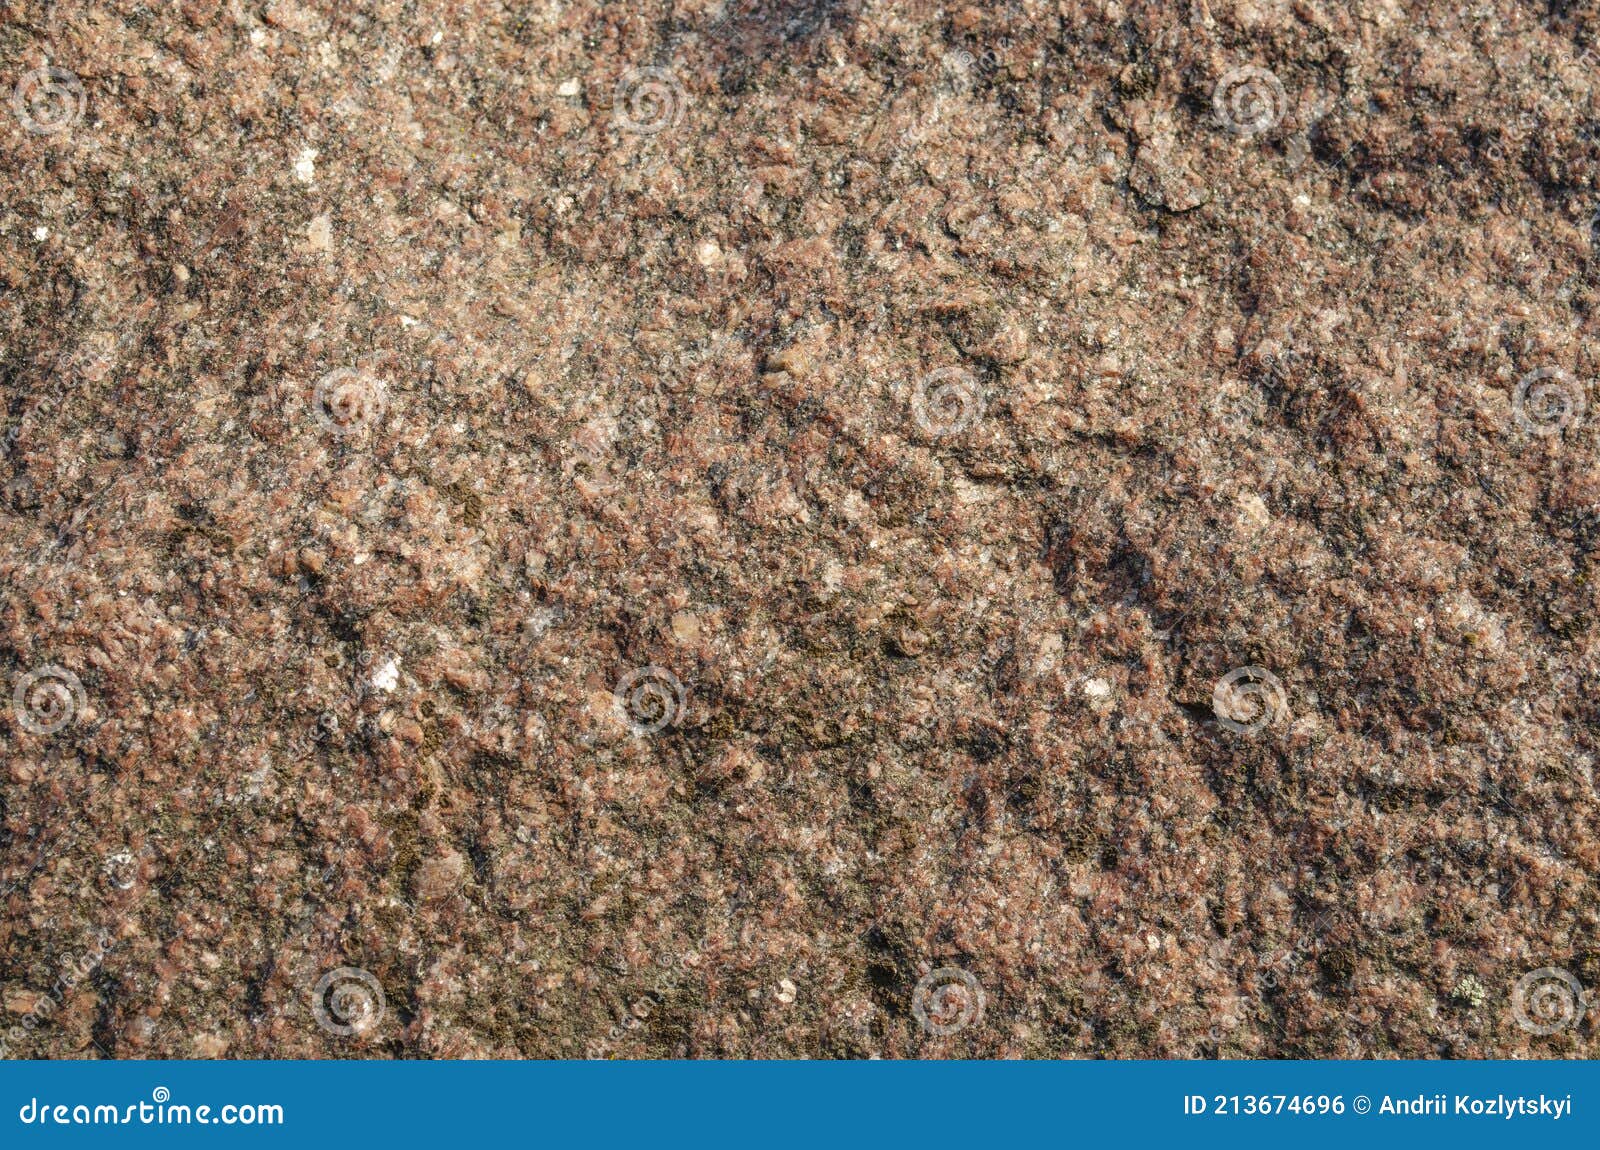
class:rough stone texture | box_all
[3,0,1600,1059]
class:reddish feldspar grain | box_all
[1,0,1599,1059]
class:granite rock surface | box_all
[3,0,1600,1058]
